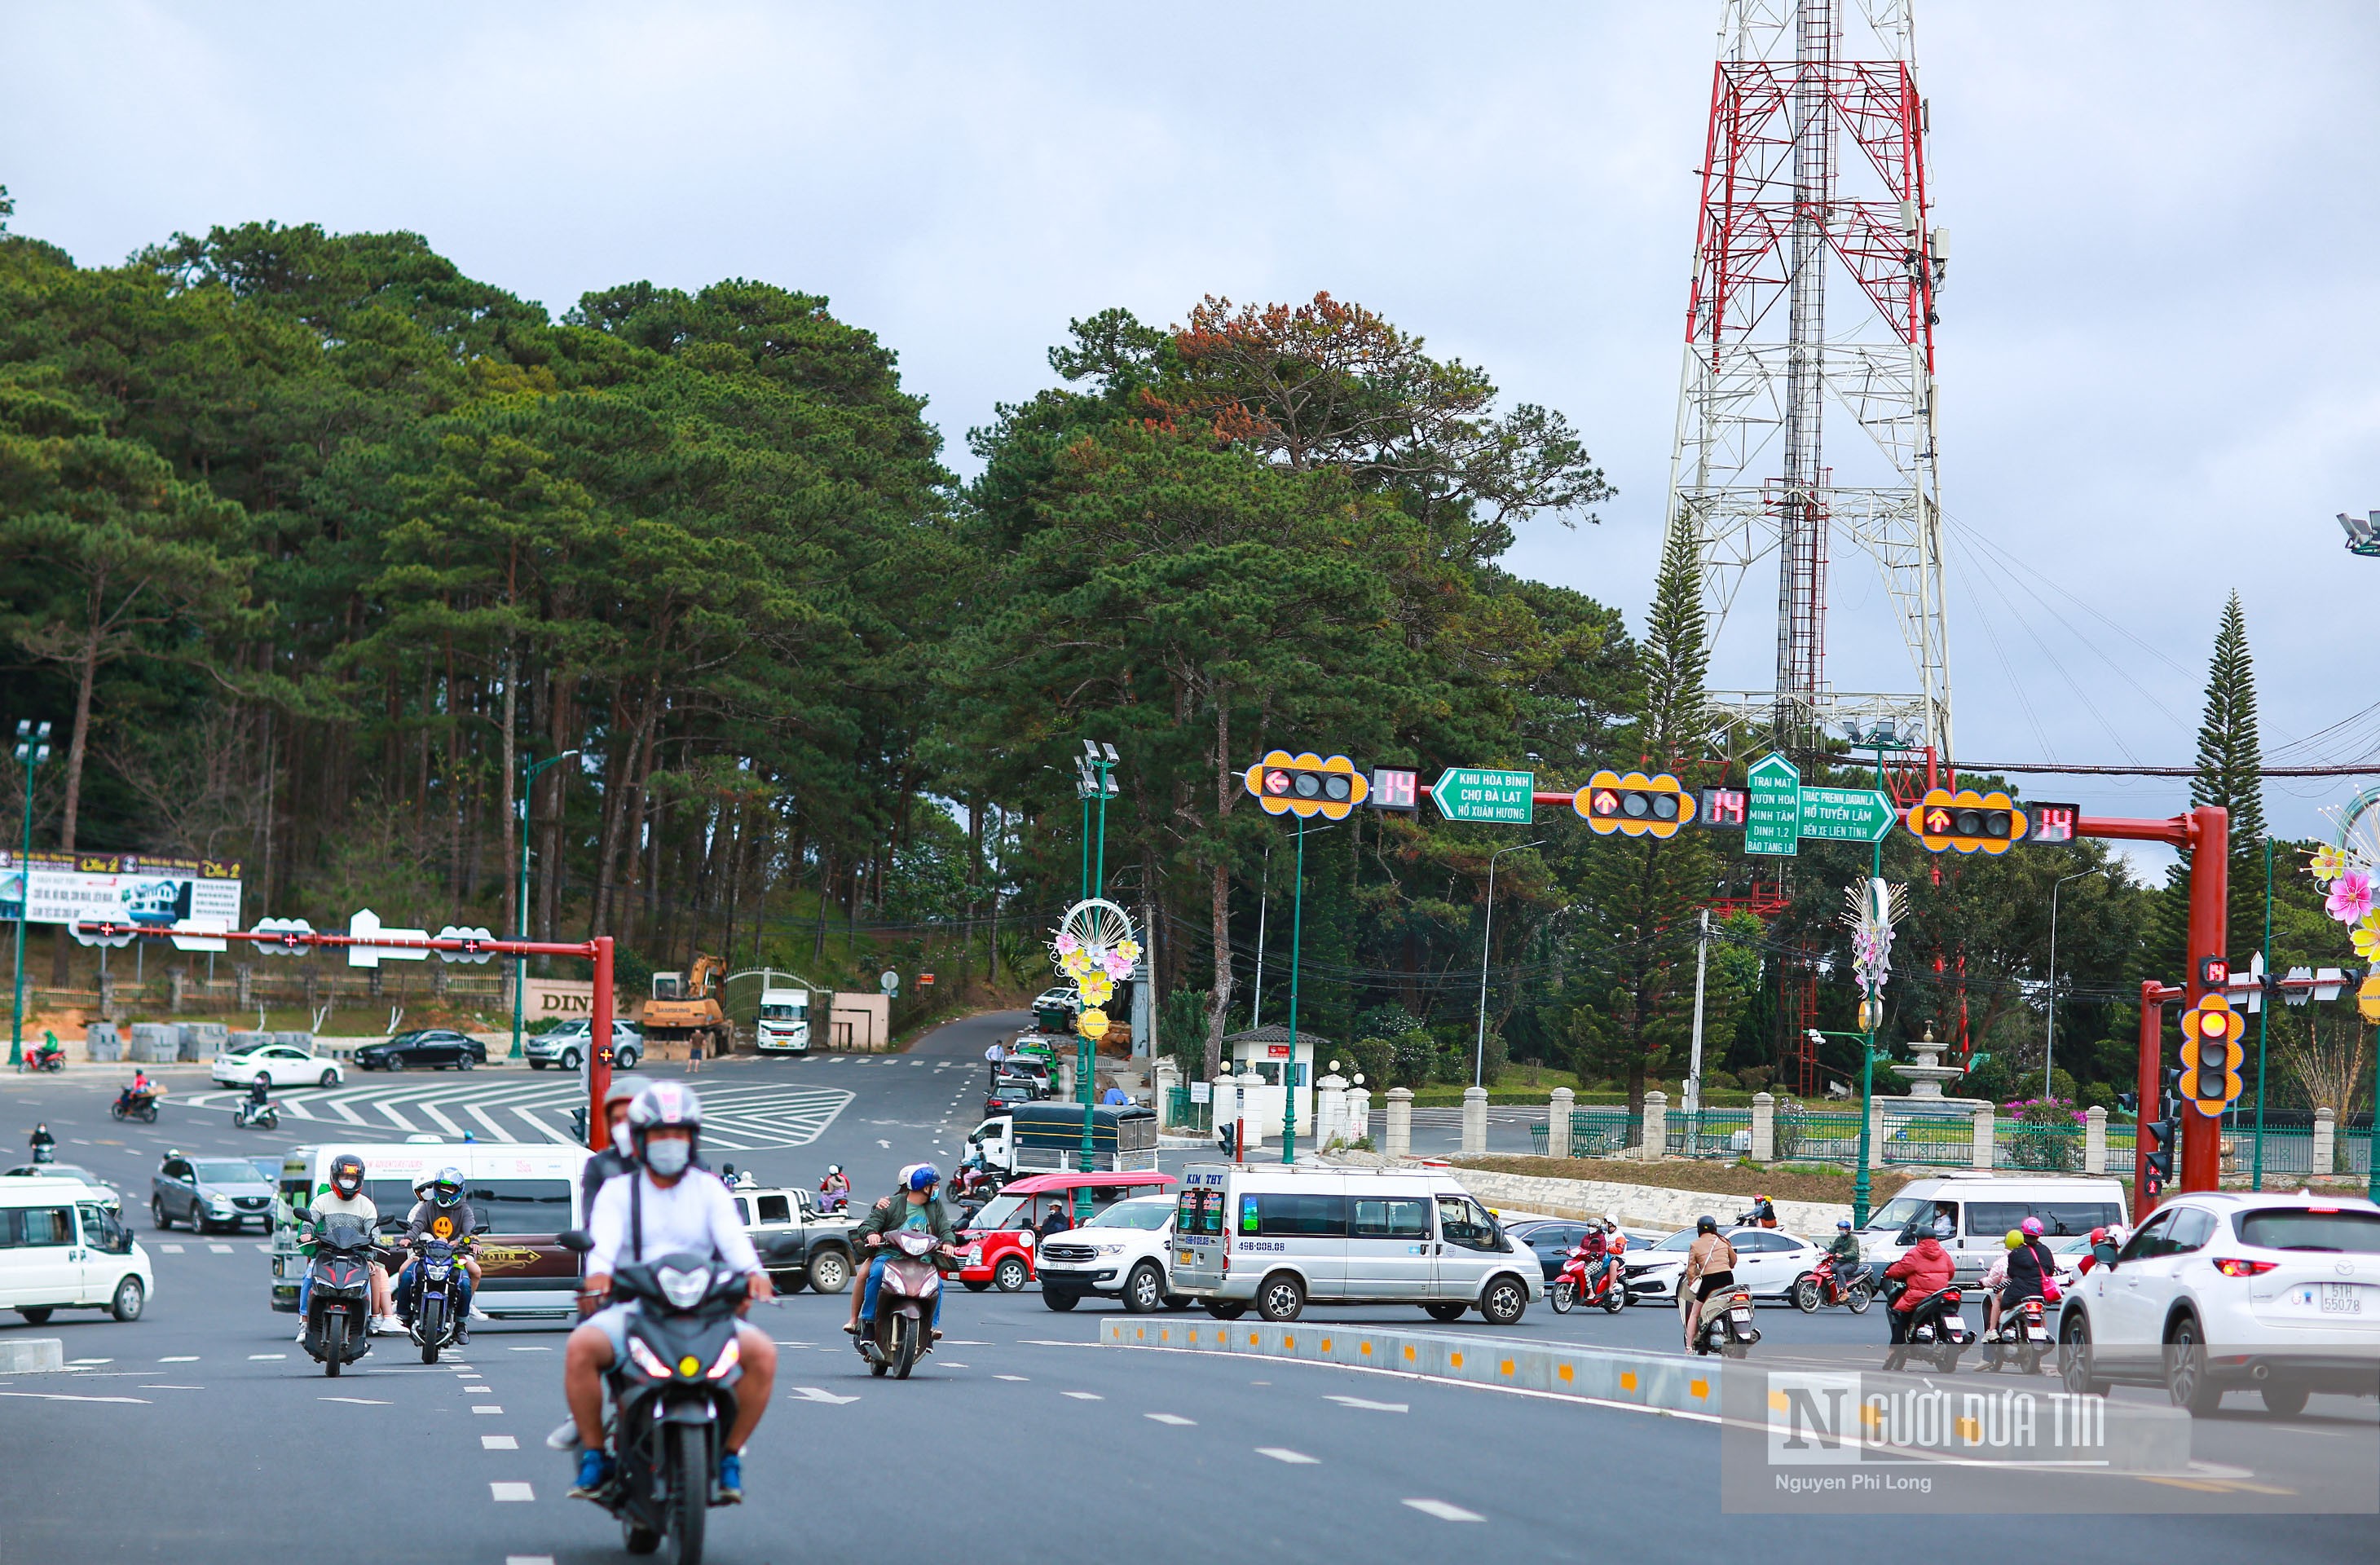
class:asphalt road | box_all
[5,1014,2374,1563]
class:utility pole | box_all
[1250,845,1270,1031]
[1473,840,1543,1089]
[8,721,52,1069]
[512,749,579,1062]
[1685,908,1711,1117]
[2045,866,2106,1100]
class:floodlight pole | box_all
[8,722,51,1069]
[512,749,579,1062]
[1474,840,1543,1090]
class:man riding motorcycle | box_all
[564,1082,777,1505]
[578,1078,646,1217]
[845,1165,958,1346]
[298,1153,397,1338]
[1884,1228,1955,1344]
[1821,1216,1862,1293]
[394,1166,484,1342]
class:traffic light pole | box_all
[2250,839,2272,1191]
[2133,981,2184,1212]
[1283,812,1305,1166]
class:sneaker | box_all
[569,1449,615,1500]
[928,1329,945,1344]
[545,1419,584,1453]
[712,1452,743,1505]
[455,1325,469,1346]
[469,1304,492,1321]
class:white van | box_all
[1168,1163,1542,1325]
[268,1140,591,1318]
[0,1175,154,1325]
[1859,1173,2129,1287]
[756,989,811,1053]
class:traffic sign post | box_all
[1429,768,1534,825]
[1797,786,1895,844]
[1744,753,1800,857]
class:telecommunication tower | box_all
[1664,0,1952,757]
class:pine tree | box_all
[1639,511,1711,755]
[2159,592,2266,965]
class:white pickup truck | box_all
[729,1184,860,1295]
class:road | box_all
[4,1011,2373,1562]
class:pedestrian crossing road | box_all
[177,1076,855,1151]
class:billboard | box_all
[0,850,243,928]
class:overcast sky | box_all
[3,2,2373,864]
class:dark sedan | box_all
[353,1028,487,1071]
[1505,1219,1595,1282]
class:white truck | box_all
[756,988,812,1053]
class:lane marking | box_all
[320,1396,390,1405]
[158,1356,199,1363]
[160,1245,184,1254]
[464,1384,492,1393]
[1325,1395,1408,1413]
[1255,1448,1319,1464]
[140,1384,205,1390]
[483,1435,520,1449]
[248,1354,287,1360]
[1404,1499,1484,1522]
[68,1358,112,1365]
[1060,1391,1103,1400]
[788,1386,860,1404]
[507,1346,549,1352]
[1145,1413,1197,1426]
[490,1481,536,1502]
[507,1557,555,1565]
[208,1244,235,1253]
[994,1374,1029,1382]
[473,1405,504,1414]
[0,1391,152,1404]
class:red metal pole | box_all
[2179,806,2229,1192]
[2135,981,2182,1217]
[588,937,615,1153]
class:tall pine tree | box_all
[2159,592,2266,966]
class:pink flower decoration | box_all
[2327,871,2373,924]
[1054,932,1079,955]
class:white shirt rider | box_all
[587,1166,761,1277]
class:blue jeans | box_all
[860,1254,941,1326]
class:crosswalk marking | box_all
[1404,1499,1484,1522]
[180,1078,853,1150]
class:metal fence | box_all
[1996,1120,2085,1173]
[1527,1109,1640,1158]
[1877,1109,1972,1166]
[1772,1109,1864,1165]
[1164,1087,1213,1135]
[1666,1109,1754,1159]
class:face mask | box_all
[610,1122,633,1158]
[645,1139,691,1176]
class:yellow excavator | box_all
[641,954,731,1057]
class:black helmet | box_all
[329,1153,365,1197]
[1695,1215,1718,1235]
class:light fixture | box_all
[1101,742,1119,764]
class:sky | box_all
[2,1,2373,871]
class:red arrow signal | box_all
[1926,807,1950,832]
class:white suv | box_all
[1033,1195,1182,1313]
[2056,1191,2380,1416]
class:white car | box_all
[1622,1226,1826,1303]
[2055,1191,2380,1417]
[1033,1194,1183,1313]
[211,1042,343,1090]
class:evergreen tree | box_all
[2159,592,2267,965]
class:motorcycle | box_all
[110,1088,161,1123]
[1549,1246,1627,1315]
[233,1098,280,1131]
[403,1236,470,1364]
[1881,1280,1972,1373]
[302,1215,380,1378]
[1980,1292,2052,1374]
[29,1143,55,1165]
[1793,1255,1875,1314]
[1688,1278,1761,1357]
[860,1228,949,1379]
[19,1038,64,1073]
[558,1229,787,1565]
[947,1161,1002,1206]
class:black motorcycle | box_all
[110,1089,161,1123]
[302,1215,380,1378]
[1980,1291,2052,1375]
[1881,1278,1972,1373]
[233,1099,280,1131]
[558,1230,798,1565]
[404,1236,470,1364]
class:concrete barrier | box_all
[0,1338,65,1375]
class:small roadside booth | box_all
[1223,1025,1324,1140]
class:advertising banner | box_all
[0,850,243,928]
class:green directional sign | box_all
[1745,752,1800,857]
[1798,786,1896,844]
[1430,768,1535,825]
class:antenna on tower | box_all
[1666,0,1952,760]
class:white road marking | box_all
[160,1244,184,1254]
[320,1396,390,1405]
[482,1435,519,1449]
[1060,1391,1104,1400]
[1255,1448,1319,1464]
[1326,1395,1409,1413]
[464,1386,492,1394]
[994,1374,1029,1382]
[1145,1413,1197,1426]
[940,1338,991,1346]
[249,1354,287,1360]
[490,1481,536,1502]
[0,1391,151,1404]
[473,1405,504,1414]
[507,1345,549,1352]
[1403,1499,1484,1522]
[506,1555,554,1564]
[254,1243,271,1253]
[788,1386,860,1404]
[139,1384,205,1390]
[208,1244,234,1253]
[68,1358,112,1365]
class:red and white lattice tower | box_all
[1665,0,1951,756]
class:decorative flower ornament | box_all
[2327,871,2374,925]
[2310,844,2350,884]
[2353,912,2380,963]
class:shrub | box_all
[2001,1096,2084,1173]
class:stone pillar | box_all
[1867,1099,1889,1171]
[97,967,117,1021]
[1238,1069,1267,1147]
[1211,1075,1238,1144]
[1057,1056,1076,1101]
[2084,1105,2108,1174]
[1152,1059,1181,1130]
[1385,1087,1413,1160]
[1346,1085,1372,1148]
[1751,1091,1776,1163]
[1461,1085,1488,1156]
[168,968,187,1014]
[1548,1086,1574,1161]
[1316,1072,1348,1147]
[1641,1090,1668,1161]
[235,963,253,1009]
[1971,1106,1995,1171]
[2313,1106,2338,1176]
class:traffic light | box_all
[1574,769,1698,839]
[1241,751,1370,820]
[2176,994,2246,1113]
[2198,955,2230,989]
[2141,1112,2178,1197]
[2116,1091,2138,1115]
[1904,787,2030,855]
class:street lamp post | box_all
[1474,840,1544,1089]
[2044,866,2106,1102]
[1813,1025,1888,1228]
[1276,818,1342,1166]
[8,721,52,1069]
[512,749,580,1062]
[1074,742,1120,1215]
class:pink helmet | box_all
[2020,1216,2043,1237]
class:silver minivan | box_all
[1169,1163,1542,1325]
[1859,1173,2128,1285]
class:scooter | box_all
[1793,1255,1875,1314]
[947,1160,1002,1206]
[1881,1281,1972,1373]
[302,1215,379,1378]
[859,1228,947,1379]
[233,1098,280,1131]
[1688,1278,1761,1356]
[403,1237,470,1364]
[19,1037,64,1073]
[1549,1246,1627,1314]
[110,1088,161,1123]
[1980,1292,2051,1374]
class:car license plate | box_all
[1945,1313,1967,1333]
[2321,1283,2363,1315]
[1730,1307,1752,1321]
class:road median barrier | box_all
[0,1338,65,1375]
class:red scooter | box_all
[1792,1254,1875,1313]
[1549,1244,1627,1314]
